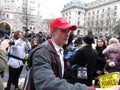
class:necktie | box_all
[59,48,64,77]
[59,49,62,54]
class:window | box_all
[84,13,86,16]
[102,9,104,12]
[91,21,93,26]
[97,10,99,14]
[6,14,9,18]
[114,6,117,10]
[69,16,71,20]
[23,27,26,30]
[89,12,90,16]
[106,28,108,31]
[106,21,109,26]
[102,14,104,18]
[113,19,116,25]
[78,11,81,15]
[96,21,99,26]
[101,21,103,26]
[108,7,110,11]
[96,28,97,31]
[66,13,67,16]
[69,12,71,15]
[77,21,80,26]
[97,15,99,19]
[114,12,117,16]
[88,22,89,26]
[107,13,110,17]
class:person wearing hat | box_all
[69,35,98,86]
[37,31,46,44]
[102,38,120,73]
[31,17,96,90]
[115,32,120,42]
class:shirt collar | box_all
[51,39,64,53]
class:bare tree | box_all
[40,19,52,33]
[20,0,36,31]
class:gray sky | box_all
[40,0,95,19]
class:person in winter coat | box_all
[37,31,46,44]
[69,35,98,86]
[95,38,106,75]
[94,38,106,85]
[30,37,39,49]
[31,17,95,90]
[103,38,120,73]
[6,31,31,90]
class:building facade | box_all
[0,0,41,37]
[61,0,120,36]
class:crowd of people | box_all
[0,17,120,90]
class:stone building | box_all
[0,0,41,37]
[61,0,120,36]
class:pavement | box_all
[2,66,27,90]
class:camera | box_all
[9,40,15,45]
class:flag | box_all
[1,8,5,16]
[37,25,43,30]
[1,6,5,17]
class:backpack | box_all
[22,40,58,90]
[22,46,41,90]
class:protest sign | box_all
[98,72,120,88]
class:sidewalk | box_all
[2,66,27,90]
[3,77,25,90]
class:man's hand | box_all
[108,62,115,67]
[106,59,114,63]
[112,85,120,90]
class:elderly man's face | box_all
[52,28,71,47]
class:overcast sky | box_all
[40,0,95,19]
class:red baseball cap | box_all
[50,17,77,33]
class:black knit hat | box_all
[82,35,94,45]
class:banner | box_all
[98,72,120,88]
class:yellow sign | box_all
[98,72,120,88]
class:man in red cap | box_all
[31,17,95,90]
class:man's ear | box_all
[51,29,56,36]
